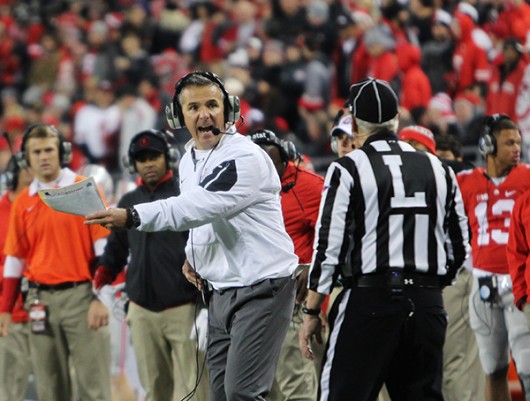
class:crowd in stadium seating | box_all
[1,0,530,181]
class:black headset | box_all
[478,113,512,157]
[3,156,19,191]
[123,129,181,174]
[15,123,72,169]
[165,71,241,129]
[248,129,299,163]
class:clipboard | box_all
[38,177,107,216]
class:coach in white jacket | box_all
[85,71,298,401]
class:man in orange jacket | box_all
[0,124,111,401]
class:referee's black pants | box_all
[319,286,446,401]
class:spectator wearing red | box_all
[498,0,530,46]
[381,0,415,47]
[450,11,490,95]
[398,124,436,154]
[397,43,432,113]
[349,11,372,85]
[364,24,399,85]
[0,21,24,88]
[487,38,528,120]
[198,4,236,68]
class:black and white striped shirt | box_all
[308,130,470,295]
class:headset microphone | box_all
[212,127,237,136]
[282,182,295,193]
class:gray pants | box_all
[25,283,111,401]
[0,321,31,401]
[207,276,296,401]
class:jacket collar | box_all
[29,168,77,196]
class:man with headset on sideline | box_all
[85,71,298,401]
[299,77,470,401]
[92,129,208,401]
[0,156,34,401]
[457,114,530,401]
[0,124,111,401]
[249,129,323,401]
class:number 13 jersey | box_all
[457,164,530,274]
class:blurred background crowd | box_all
[1,0,530,198]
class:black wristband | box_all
[125,207,141,229]
[301,304,320,316]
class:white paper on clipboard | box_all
[38,177,107,216]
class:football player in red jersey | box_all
[457,114,530,401]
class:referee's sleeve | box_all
[309,161,354,295]
[445,167,470,279]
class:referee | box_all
[299,78,470,401]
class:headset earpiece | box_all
[61,141,72,165]
[122,155,135,175]
[330,137,339,154]
[227,95,241,125]
[167,71,240,129]
[165,102,179,130]
[249,129,299,163]
[478,114,511,157]
[3,156,19,190]
[15,150,28,169]
[124,129,181,174]
[478,134,495,157]
[282,140,300,163]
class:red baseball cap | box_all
[399,125,436,154]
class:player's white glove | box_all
[190,308,208,352]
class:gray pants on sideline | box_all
[207,276,296,401]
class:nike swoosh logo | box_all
[505,190,517,197]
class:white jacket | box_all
[135,132,298,289]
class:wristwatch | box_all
[301,304,320,316]
[125,207,141,229]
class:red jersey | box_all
[452,13,491,94]
[507,188,530,306]
[457,164,530,274]
[280,162,324,264]
[487,57,528,119]
[0,193,28,323]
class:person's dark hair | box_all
[435,134,463,159]
[489,116,518,136]
[381,1,405,20]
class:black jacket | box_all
[101,176,197,311]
